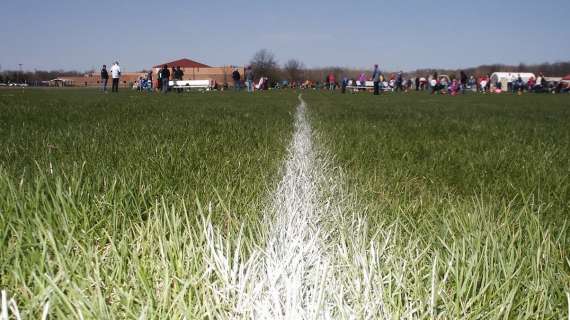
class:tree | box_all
[283,59,305,82]
[250,49,280,83]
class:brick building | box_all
[152,58,244,87]
[54,72,145,88]
[53,58,243,88]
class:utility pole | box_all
[18,64,23,83]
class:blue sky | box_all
[1,0,569,72]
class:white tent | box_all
[544,77,562,82]
[490,72,535,90]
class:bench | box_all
[345,80,392,92]
[169,80,212,90]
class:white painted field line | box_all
[203,94,396,319]
[203,94,333,318]
[250,94,330,318]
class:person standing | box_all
[174,66,184,93]
[395,71,403,92]
[509,74,517,93]
[172,67,178,91]
[147,70,153,92]
[232,68,241,91]
[160,65,170,94]
[100,64,109,92]
[110,61,121,93]
[245,66,254,93]
[431,72,439,94]
[156,68,162,92]
[415,76,420,91]
[460,71,468,94]
[327,72,336,91]
[372,64,381,95]
[341,76,348,94]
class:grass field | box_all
[0,89,296,318]
[0,88,569,319]
[306,92,570,318]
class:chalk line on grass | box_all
[203,94,333,318]
[249,94,330,318]
[203,94,394,319]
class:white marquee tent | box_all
[490,72,535,90]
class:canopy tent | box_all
[490,72,535,90]
[427,74,451,82]
[544,77,562,82]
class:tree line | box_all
[249,49,570,84]
[0,69,85,84]
[2,50,569,85]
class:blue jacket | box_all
[372,67,381,82]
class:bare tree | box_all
[250,49,280,83]
[283,59,305,82]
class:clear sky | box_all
[1,0,569,72]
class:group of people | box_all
[153,65,184,93]
[100,61,568,95]
[329,68,475,95]
[231,66,255,92]
[100,62,121,93]
[132,65,185,94]
[505,73,558,93]
[320,66,569,95]
[99,62,187,94]
[101,62,259,94]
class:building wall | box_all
[56,66,245,88]
[62,73,146,87]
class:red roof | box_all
[153,58,211,68]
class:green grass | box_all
[0,89,296,318]
[1,88,569,318]
[306,91,570,318]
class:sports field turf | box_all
[0,89,568,319]
[306,92,570,318]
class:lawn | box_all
[306,91,570,318]
[1,88,569,319]
[0,89,296,318]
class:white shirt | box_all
[110,64,121,79]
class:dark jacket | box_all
[161,68,171,80]
[460,72,468,84]
[101,68,109,80]
[232,70,241,81]
[172,69,184,80]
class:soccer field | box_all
[0,89,569,319]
